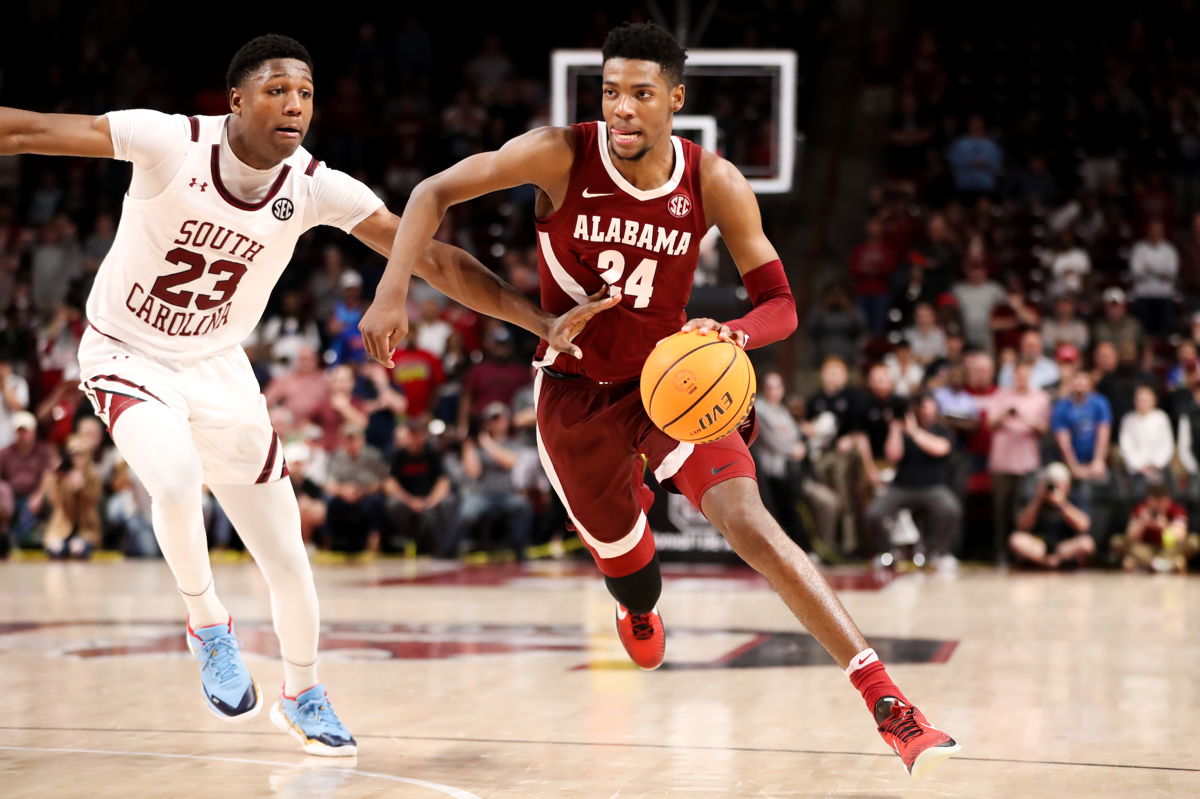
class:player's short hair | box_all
[602,22,688,87]
[226,34,314,89]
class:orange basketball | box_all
[640,330,757,444]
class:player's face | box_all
[229,58,314,163]
[601,58,684,162]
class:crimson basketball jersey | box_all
[533,121,708,383]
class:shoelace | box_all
[294,695,346,733]
[199,637,242,686]
[880,705,923,744]
[629,613,656,641]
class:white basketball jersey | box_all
[88,115,344,359]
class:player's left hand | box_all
[545,286,623,359]
[679,318,747,348]
[358,301,410,368]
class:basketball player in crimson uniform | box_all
[361,22,959,777]
[0,35,614,756]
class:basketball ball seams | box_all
[661,345,739,431]
[694,349,755,442]
[646,338,727,411]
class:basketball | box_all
[640,330,756,444]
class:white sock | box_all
[181,579,231,629]
[283,659,320,697]
[843,647,879,676]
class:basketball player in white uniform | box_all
[0,34,615,756]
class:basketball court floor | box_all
[1,558,1197,797]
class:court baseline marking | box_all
[0,725,1195,775]
[0,744,482,799]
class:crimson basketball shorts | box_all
[77,325,286,486]
[533,368,756,577]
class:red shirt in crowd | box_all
[1130,500,1188,547]
[390,345,444,418]
[463,360,530,416]
[849,240,897,297]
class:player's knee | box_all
[143,458,204,506]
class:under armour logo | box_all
[188,178,208,191]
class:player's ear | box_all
[228,87,242,116]
[671,84,686,114]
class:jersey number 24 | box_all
[597,249,657,309]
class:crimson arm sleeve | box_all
[726,260,797,350]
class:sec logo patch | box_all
[272,198,294,221]
[667,194,692,218]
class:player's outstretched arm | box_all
[0,108,114,158]
[351,205,618,367]
[680,153,797,350]
[358,127,574,361]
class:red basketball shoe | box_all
[614,604,665,670]
[874,697,960,778]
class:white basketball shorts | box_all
[77,325,286,485]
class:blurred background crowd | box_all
[4,1,1200,575]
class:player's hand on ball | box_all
[546,286,622,359]
[679,318,747,348]
[358,301,410,368]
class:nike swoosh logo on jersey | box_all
[711,462,736,475]
[583,189,615,198]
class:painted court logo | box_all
[272,197,294,221]
[667,193,691,218]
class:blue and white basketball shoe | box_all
[270,684,358,757]
[185,618,261,720]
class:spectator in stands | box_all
[413,298,454,358]
[865,392,961,571]
[30,215,83,319]
[856,363,909,492]
[952,259,1006,351]
[1167,340,1199,391]
[325,364,370,448]
[1111,483,1199,573]
[805,356,863,551]
[1041,296,1090,356]
[1129,219,1180,338]
[42,434,101,559]
[355,362,407,456]
[0,350,30,449]
[1052,370,1114,543]
[254,290,321,378]
[946,114,1003,200]
[905,302,947,366]
[1043,230,1092,299]
[1092,288,1145,351]
[903,212,960,301]
[283,442,326,548]
[883,339,924,397]
[1119,385,1175,504]
[105,456,157,558]
[459,326,530,431]
[807,283,865,367]
[990,281,1041,356]
[458,403,532,560]
[1052,344,1083,399]
[848,219,897,336]
[1007,154,1059,209]
[327,270,367,365]
[1092,340,1119,386]
[324,422,389,553]
[1097,340,1155,424]
[1009,463,1095,568]
[885,91,933,184]
[0,411,57,547]
[998,329,1059,390]
[385,418,456,557]
[265,346,332,440]
[988,362,1051,564]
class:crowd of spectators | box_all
[770,7,1200,573]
